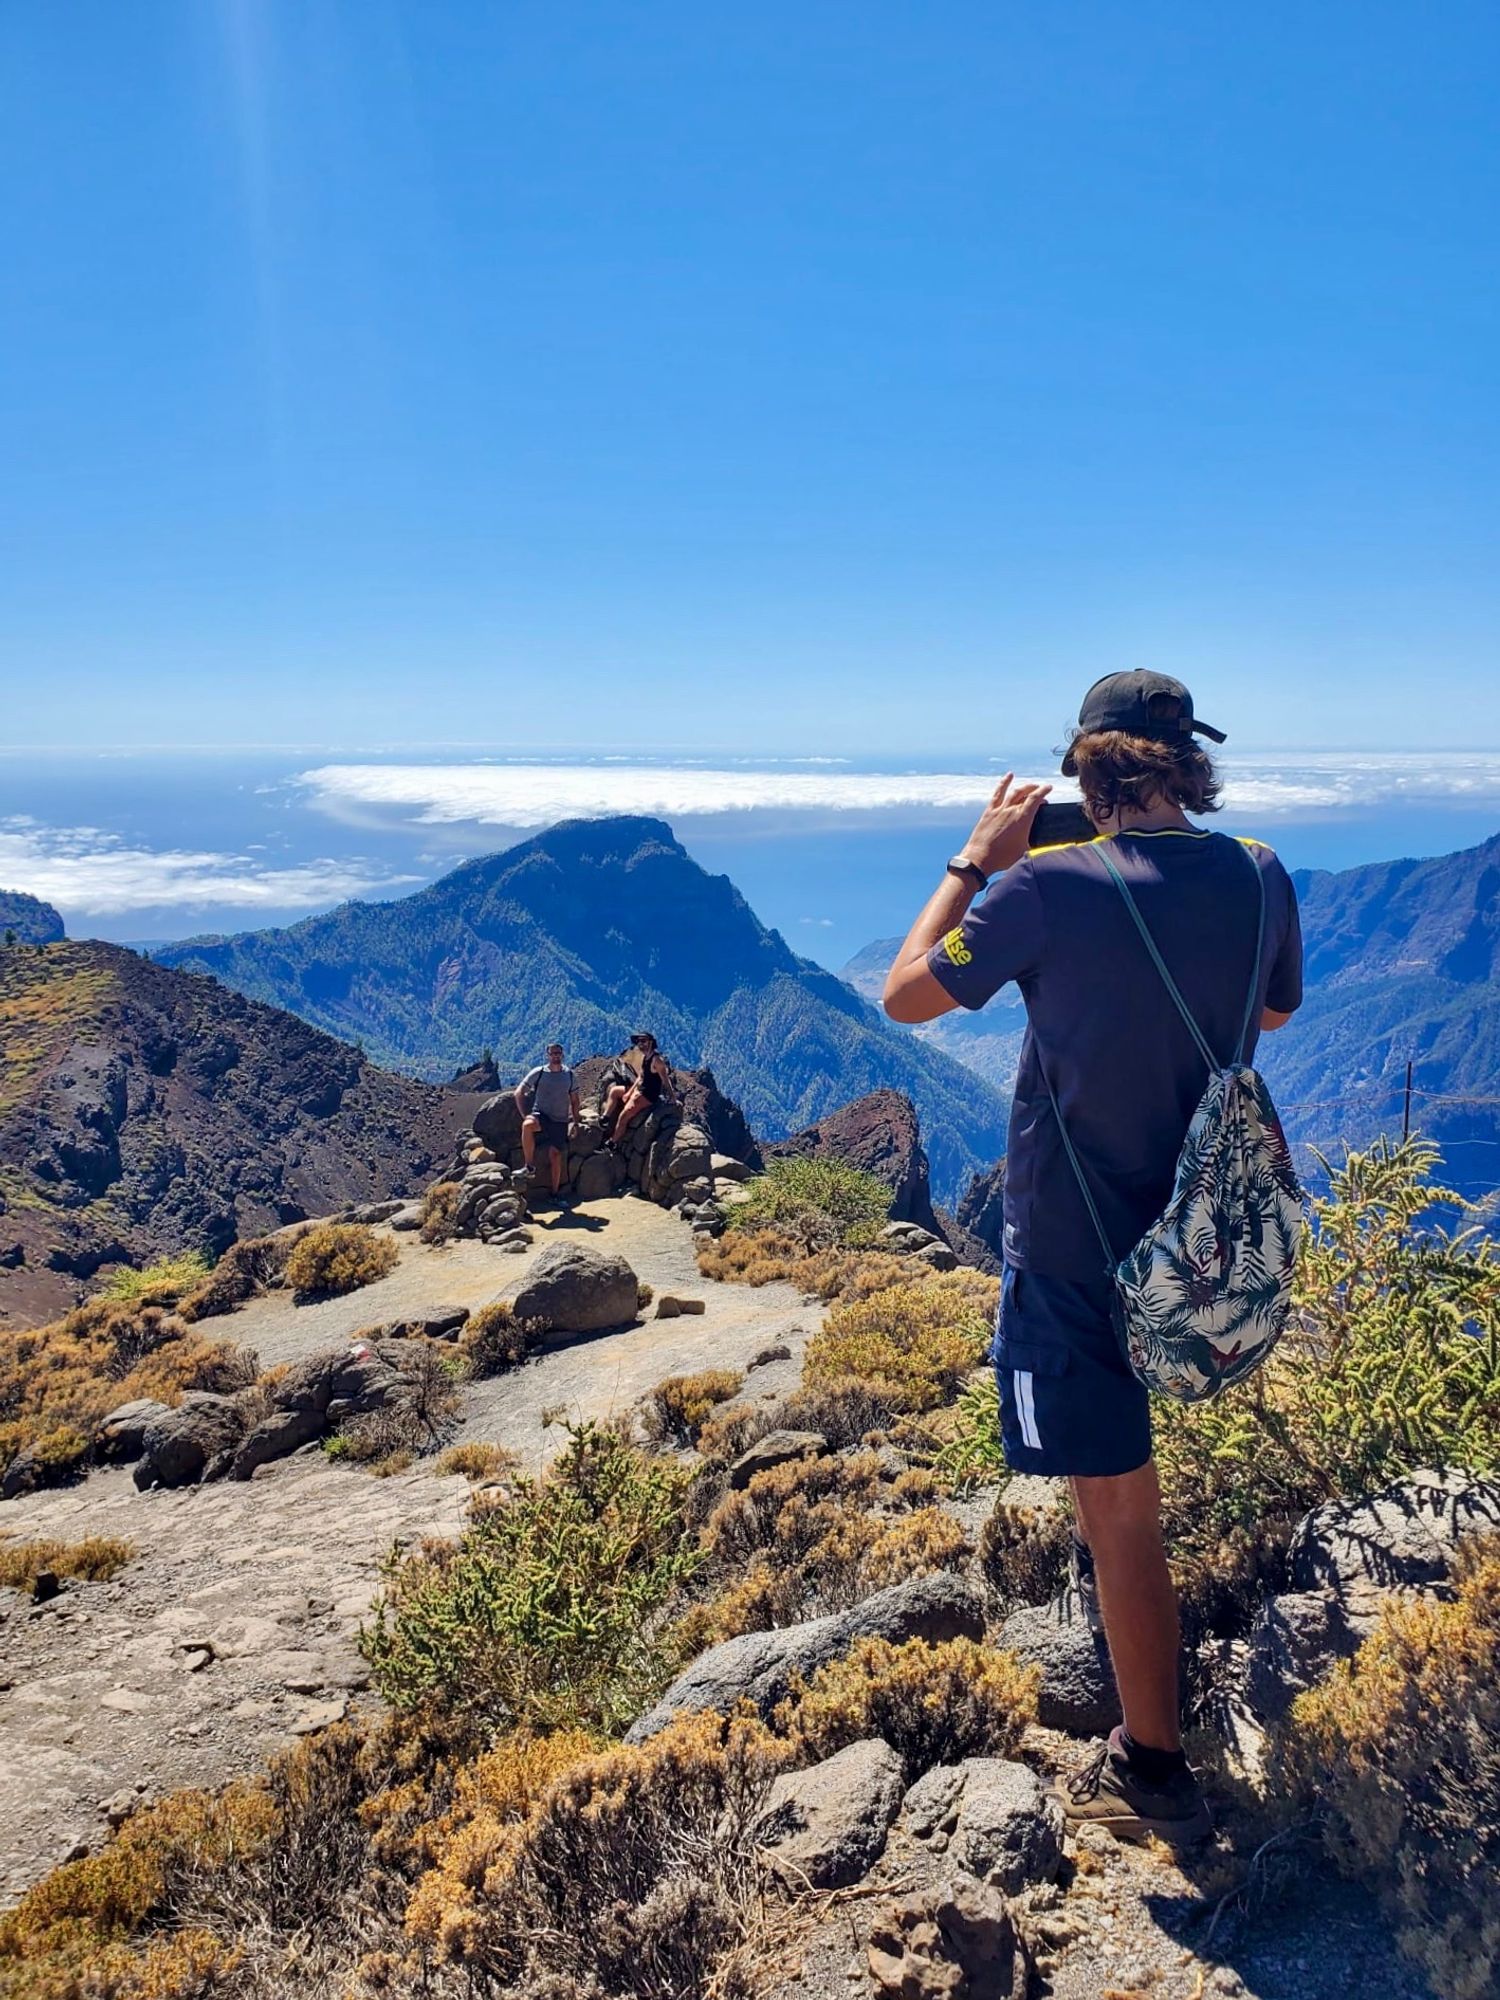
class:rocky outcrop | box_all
[626,1573,986,1743]
[0,891,65,945]
[133,1394,249,1490]
[727,1429,828,1491]
[765,1090,939,1232]
[955,1161,1007,1261]
[950,1759,1064,1893]
[1242,1468,1500,1723]
[759,1738,906,1889]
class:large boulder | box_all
[508,1241,640,1334]
[765,1089,937,1232]
[134,1393,248,1490]
[998,1592,1120,1736]
[273,1343,407,1421]
[1242,1589,1357,1725]
[472,1092,523,1157]
[229,1406,327,1481]
[759,1738,905,1888]
[627,1573,986,1743]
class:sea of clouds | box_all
[5,751,1499,918]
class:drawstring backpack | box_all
[1038,839,1305,1403]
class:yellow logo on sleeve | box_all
[942,928,972,967]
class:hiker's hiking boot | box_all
[1066,1535,1105,1635]
[1059,1728,1212,1848]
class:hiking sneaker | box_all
[1059,1728,1212,1848]
[1066,1536,1105,1635]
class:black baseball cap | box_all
[1060,672,1226,775]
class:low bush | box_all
[0,1534,134,1593]
[0,1301,258,1492]
[420,1181,463,1245]
[722,1155,892,1249]
[177,1227,307,1321]
[1276,1538,1500,2000]
[435,1440,519,1483]
[285,1223,399,1300]
[405,1708,791,1999]
[333,1342,461,1470]
[697,1224,913,1304]
[1154,1137,1500,1641]
[642,1368,744,1447]
[776,1634,1038,1778]
[804,1271,996,1412]
[361,1420,703,1735]
[462,1301,546,1378]
[96,1250,213,1309]
[979,1495,1073,1611]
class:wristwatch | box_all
[946,855,988,891]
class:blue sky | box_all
[3,1,1498,754]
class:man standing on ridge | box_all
[882,673,1303,1846]
[515,1043,581,1201]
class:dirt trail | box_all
[0,1196,815,1900]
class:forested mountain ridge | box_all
[154,818,1009,1200]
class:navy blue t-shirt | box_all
[927,828,1303,1279]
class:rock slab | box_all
[998,1592,1120,1737]
[759,1737,905,1888]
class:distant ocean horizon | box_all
[3,745,1498,975]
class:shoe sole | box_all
[1058,1797,1213,1849]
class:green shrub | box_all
[933,1370,1006,1491]
[284,1223,398,1300]
[361,1420,704,1735]
[1155,1137,1500,1603]
[776,1635,1038,1778]
[723,1156,892,1249]
[1276,1539,1500,2000]
[96,1251,212,1309]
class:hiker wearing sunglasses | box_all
[883,673,1304,1845]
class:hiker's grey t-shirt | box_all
[927,830,1303,1278]
[521,1066,576,1120]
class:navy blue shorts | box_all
[992,1264,1152,1478]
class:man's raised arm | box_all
[883,774,1049,1024]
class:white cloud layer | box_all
[297,753,1500,829]
[0,818,416,917]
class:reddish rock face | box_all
[764,1089,937,1232]
[956,1159,1007,1260]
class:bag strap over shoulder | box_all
[1095,836,1266,1070]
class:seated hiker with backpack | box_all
[514,1044,581,1200]
[603,1032,678,1146]
[883,672,1304,1847]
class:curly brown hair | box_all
[1067,729,1222,821]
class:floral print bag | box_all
[1039,841,1305,1403]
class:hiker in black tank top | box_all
[604,1032,678,1145]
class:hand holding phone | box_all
[1028,802,1095,848]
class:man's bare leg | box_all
[550,1144,563,1195]
[521,1116,538,1172]
[1070,1460,1180,1752]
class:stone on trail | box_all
[758,1737,905,1889]
[998,1592,1120,1737]
[653,1293,706,1319]
[507,1240,640,1333]
[727,1428,828,1490]
[951,1758,1063,1893]
[867,1875,1019,1999]
[626,1572,985,1743]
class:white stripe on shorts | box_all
[1015,1368,1041,1451]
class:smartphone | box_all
[1029,802,1094,848]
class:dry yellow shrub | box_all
[420,1181,464,1244]
[642,1368,745,1446]
[284,1222,398,1299]
[803,1271,996,1412]
[434,1440,518,1483]
[1277,1539,1500,2000]
[0,1534,133,1593]
[776,1634,1038,1777]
